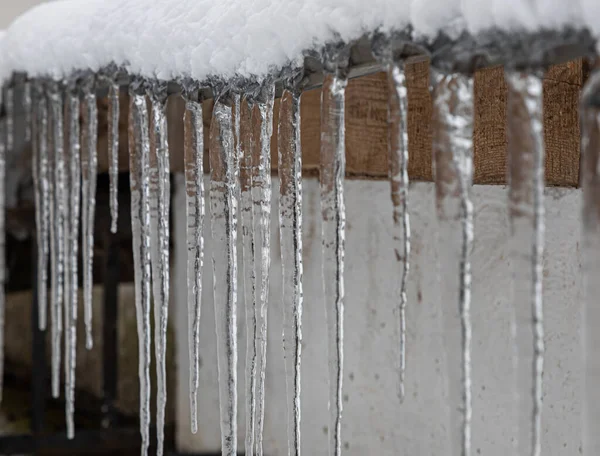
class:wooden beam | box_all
[95,59,586,187]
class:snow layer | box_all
[0,0,591,83]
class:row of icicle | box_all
[0,43,598,456]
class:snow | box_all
[0,0,592,84]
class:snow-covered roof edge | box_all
[0,0,597,86]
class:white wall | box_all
[173,177,583,455]
[0,0,49,29]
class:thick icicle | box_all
[278,81,303,456]
[0,118,5,402]
[148,86,171,456]
[48,84,65,399]
[506,72,545,456]
[109,81,120,233]
[320,50,349,456]
[387,61,411,402]
[209,96,238,456]
[581,70,600,456]
[432,74,474,456]
[183,93,204,434]
[129,88,152,456]
[33,85,50,330]
[63,89,81,439]
[81,80,98,350]
[251,83,275,456]
[240,96,257,456]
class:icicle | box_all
[0,118,6,402]
[278,80,303,456]
[129,87,152,456]
[148,84,171,456]
[24,81,32,143]
[5,86,14,155]
[81,78,98,350]
[63,88,81,439]
[506,71,545,456]
[251,82,275,456]
[183,91,205,434]
[33,84,50,330]
[240,95,257,456]
[581,70,600,456]
[386,61,411,402]
[320,48,349,456]
[109,81,120,234]
[48,83,65,399]
[432,73,474,456]
[209,95,238,456]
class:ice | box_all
[64,89,81,439]
[81,81,98,351]
[386,61,410,402]
[581,70,600,456]
[432,73,474,456]
[129,88,153,456]
[148,85,170,456]
[48,83,65,399]
[108,80,120,234]
[506,72,545,456]
[5,87,13,154]
[0,117,5,402]
[24,81,32,144]
[183,93,205,435]
[239,95,257,456]
[252,83,275,456]
[33,84,50,331]
[320,59,348,456]
[278,82,303,456]
[209,97,238,456]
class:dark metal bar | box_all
[102,230,120,429]
[0,428,141,454]
[30,236,46,437]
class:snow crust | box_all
[0,0,591,83]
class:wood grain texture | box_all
[96,59,585,187]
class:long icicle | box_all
[506,71,545,456]
[81,79,98,350]
[48,83,65,399]
[581,70,600,456]
[252,83,275,456]
[209,96,238,456]
[109,80,120,234]
[33,85,50,330]
[148,86,171,456]
[129,87,152,456]
[278,81,303,456]
[0,114,6,402]
[320,51,348,456]
[183,92,205,434]
[240,96,257,456]
[64,88,81,439]
[432,73,474,456]
[387,60,411,402]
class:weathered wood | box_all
[95,59,585,187]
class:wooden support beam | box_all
[95,59,586,187]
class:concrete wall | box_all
[173,177,583,455]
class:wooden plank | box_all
[96,59,585,187]
[543,60,583,187]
